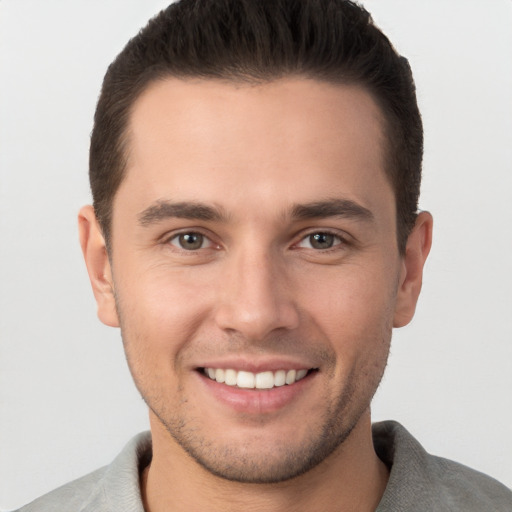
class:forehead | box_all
[118,77,391,219]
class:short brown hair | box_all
[90,0,422,253]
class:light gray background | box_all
[1,1,511,510]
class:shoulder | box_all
[15,432,152,512]
[15,466,108,512]
[373,421,512,511]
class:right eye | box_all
[168,232,213,251]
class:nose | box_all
[214,247,300,341]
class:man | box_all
[15,0,512,510]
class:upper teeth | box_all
[204,368,308,389]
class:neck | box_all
[142,411,389,512]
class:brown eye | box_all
[170,232,208,250]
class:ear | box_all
[78,205,120,327]
[393,211,433,328]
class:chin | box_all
[154,404,360,484]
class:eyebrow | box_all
[137,198,374,227]
[138,200,227,225]
[291,199,374,223]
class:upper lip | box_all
[195,357,317,373]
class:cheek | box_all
[299,265,397,355]
[113,268,215,402]
[306,266,396,320]
[114,264,216,358]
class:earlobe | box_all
[393,211,433,328]
[78,205,120,328]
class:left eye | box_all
[169,232,212,250]
[297,232,342,250]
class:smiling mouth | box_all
[200,368,317,390]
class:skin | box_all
[79,78,432,512]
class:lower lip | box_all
[197,371,316,414]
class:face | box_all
[81,77,430,483]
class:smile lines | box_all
[203,368,312,390]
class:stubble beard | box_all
[151,372,368,484]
